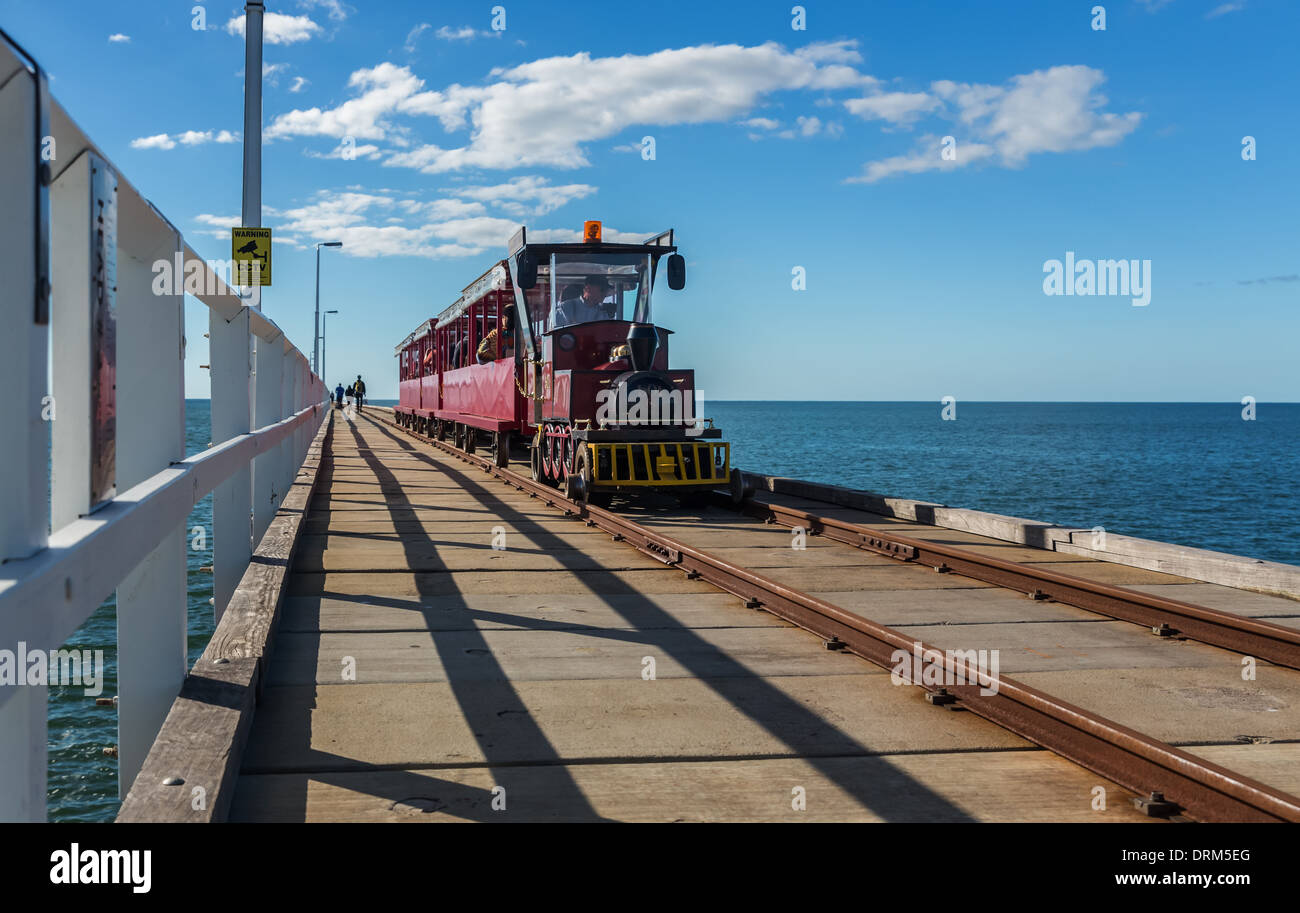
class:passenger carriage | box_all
[394,221,746,506]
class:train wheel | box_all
[434,419,446,441]
[530,429,545,483]
[578,448,611,507]
[492,431,511,468]
[453,423,465,449]
[464,426,477,454]
[564,450,587,502]
[729,468,751,506]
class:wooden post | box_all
[0,39,49,822]
[113,199,188,796]
[210,305,252,623]
[252,331,284,544]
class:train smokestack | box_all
[626,324,658,373]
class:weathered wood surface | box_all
[115,414,332,823]
[741,471,1300,598]
[224,412,1300,822]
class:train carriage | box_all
[394,221,747,506]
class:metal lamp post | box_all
[322,309,339,395]
[313,241,342,374]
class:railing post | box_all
[0,40,49,822]
[210,305,251,623]
[113,206,187,795]
[252,331,284,543]
[49,152,117,532]
[278,342,293,502]
[296,357,307,465]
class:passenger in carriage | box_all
[476,305,516,364]
[553,276,612,327]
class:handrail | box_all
[0,31,324,821]
[0,403,323,669]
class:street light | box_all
[322,309,339,396]
[313,241,342,375]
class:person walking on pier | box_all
[334,382,344,409]
[354,375,366,412]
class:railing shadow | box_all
[343,413,978,822]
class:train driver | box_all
[554,275,613,327]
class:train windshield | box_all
[549,252,653,328]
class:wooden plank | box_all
[264,625,871,686]
[116,413,331,822]
[240,674,1032,774]
[1125,583,1300,629]
[280,592,786,634]
[230,750,1156,823]
[1013,665,1300,769]
[287,568,724,597]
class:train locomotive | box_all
[394,221,746,507]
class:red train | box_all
[394,221,744,506]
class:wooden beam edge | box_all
[116,411,334,822]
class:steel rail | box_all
[370,411,1300,823]
[732,497,1300,672]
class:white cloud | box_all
[221,184,638,261]
[851,65,1141,182]
[844,90,941,124]
[796,115,822,136]
[451,176,598,216]
[266,62,452,142]
[194,214,239,228]
[108,34,130,44]
[306,140,384,160]
[849,137,997,183]
[435,25,496,41]
[263,62,289,86]
[290,76,310,93]
[298,0,349,21]
[269,42,871,173]
[131,133,177,150]
[1206,2,1245,18]
[134,130,239,150]
[404,23,431,53]
[226,12,322,45]
[743,117,782,130]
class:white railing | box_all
[0,30,325,821]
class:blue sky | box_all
[4,0,1296,400]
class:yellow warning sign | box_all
[231,227,272,286]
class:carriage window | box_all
[549,253,652,328]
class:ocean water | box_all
[708,402,1300,567]
[45,400,1299,821]
[47,400,217,822]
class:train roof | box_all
[393,260,509,354]
[393,226,677,354]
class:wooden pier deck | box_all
[200,408,1300,822]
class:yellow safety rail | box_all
[587,441,730,487]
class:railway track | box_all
[733,495,1300,672]
[369,409,1300,823]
